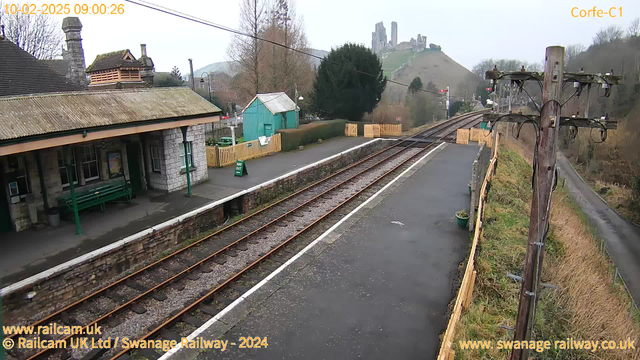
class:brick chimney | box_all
[62,17,87,87]
[139,44,155,87]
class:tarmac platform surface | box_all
[0,137,372,287]
[170,143,479,360]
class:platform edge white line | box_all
[0,139,382,297]
[157,142,446,360]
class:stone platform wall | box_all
[2,139,393,323]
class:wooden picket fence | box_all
[345,123,401,138]
[456,129,470,145]
[469,128,490,143]
[458,128,494,148]
[379,124,402,136]
[206,133,281,167]
[345,123,358,137]
[437,134,500,360]
[479,133,494,148]
[364,124,381,138]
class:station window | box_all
[80,145,100,181]
[150,145,162,173]
[7,155,30,199]
[179,142,193,170]
[58,149,78,187]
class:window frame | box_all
[80,145,100,182]
[179,142,194,170]
[57,149,78,188]
[8,155,31,199]
[150,145,162,173]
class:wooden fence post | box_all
[463,270,477,309]
[215,145,220,168]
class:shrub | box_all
[278,120,347,151]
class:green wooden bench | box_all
[57,181,132,213]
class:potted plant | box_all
[455,209,469,229]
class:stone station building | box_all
[0,88,221,233]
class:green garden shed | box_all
[242,92,298,141]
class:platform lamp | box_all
[199,72,212,103]
[295,84,304,128]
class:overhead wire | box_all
[125,0,467,100]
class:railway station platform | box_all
[167,143,480,360]
[0,137,372,288]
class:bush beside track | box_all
[278,120,347,151]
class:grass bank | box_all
[453,141,640,360]
[569,161,640,224]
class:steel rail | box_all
[9,115,451,340]
[108,113,484,360]
[24,129,420,360]
[19,112,483,360]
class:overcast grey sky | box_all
[37,0,639,74]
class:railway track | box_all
[5,111,485,360]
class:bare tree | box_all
[471,59,495,78]
[526,62,543,72]
[628,18,640,37]
[260,0,313,98]
[472,58,532,78]
[565,43,585,69]
[592,25,624,45]
[228,0,266,102]
[0,1,63,59]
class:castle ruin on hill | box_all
[371,21,427,54]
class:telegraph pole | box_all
[510,46,564,360]
[483,47,621,360]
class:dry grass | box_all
[590,179,640,223]
[549,192,640,358]
[562,119,640,224]
[455,139,640,359]
[510,139,640,359]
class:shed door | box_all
[264,124,273,137]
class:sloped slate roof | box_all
[41,59,70,77]
[0,87,221,141]
[243,92,297,115]
[86,50,144,72]
[0,38,83,97]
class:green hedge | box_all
[278,120,347,151]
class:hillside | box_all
[309,49,329,67]
[194,49,328,77]
[381,49,477,101]
[194,61,235,77]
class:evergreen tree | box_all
[313,43,386,121]
[170,66,182,81]
[408,77,423,95]
[155,66,184,87]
